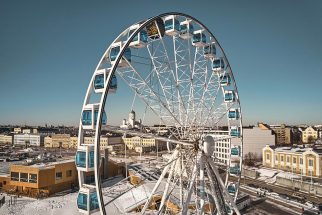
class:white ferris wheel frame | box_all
[76,12,244,215]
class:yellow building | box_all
[263,145,322,177]
[84,136,124,151]
[302,126,319,143]
[0,134,13,144]
[44,136,53,148]
[1,159,77,197]
[122,136,166,152]
[44,134,73,148]
[70,136,78,149]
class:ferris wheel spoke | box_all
[158,153,178,212]
[204,158,227,215]
[173,35,192,125]
[206,157,241,215]
[182,155,199,214]
[141,150,180,214]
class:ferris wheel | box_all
[76,12,243,215]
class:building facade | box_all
[123,136,167,152]
[270,124,292,145]
[0,134,13,144]
[1,159,77,197]
[302,126,319,143]
[242,124,276,158]
[84,136,124,151]
[14,134,44,147]
[263,145,322,177]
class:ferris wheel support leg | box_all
[206,157,241,215]
[199,154,205,215]
[158,152,178,213]
[182,155,199,215]
[204,158,226,215]
[141,150,179,214]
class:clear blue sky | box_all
[1,0,322,126]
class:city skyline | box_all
[1,0,322,126]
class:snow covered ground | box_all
[0,192,82,215]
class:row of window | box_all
[266,154,314,166]
[11,172,38,183]
[215,142,230,148]
[215,148,229,153]
[56,170,73,180]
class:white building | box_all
[213,131,231,165]
[14,134,44,146]
[120,110,142,129]
[242,124,275,158]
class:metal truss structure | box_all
[76,12,243,215]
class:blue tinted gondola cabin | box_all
[204,43,216,58]
[128,24,148,48]
[82,104,107,130]
[179,19,194,39]
[93,69,117,94]
[230,126,241,137]
[229,165,240,175]
[77,186,99,214]
[109,42,131,67]
[231,146,240,156]
[220,74,231,86]
[228,183,236,194]
[212,58,225,72]
[224,90,235,103]
[228,108,240,120]
[76,145,95,172]
[164,15,180,36]
[192,30,206,47]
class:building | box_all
[14,134,44,147]
[122,136,167,152]
[263,145,322,177]
[70,136,78,149]
[0,134,13,144]
[0,159,77,197]
[84,135,124,151]
[52,134,71,148]
[301,126,319,143]
[120,110,142,129]
[213,130,231,165]
[44,136,53,148]
[270,124,292,145]
[13,127,21,134]
[22,128,32,134]
[242,124,276,158]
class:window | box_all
[76,151,86,168]
[66,170,72,177]
[275,155,278,161]
[287,156,290,163]
[309,159,314,167]
[56,172,62,180]
[29,174,37,183]
[11,172,19,181]
[293,157,296,164]
[281,156,284,162]
[266,154,270,160]
[20,173,28,182]
[300,158,303,165]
